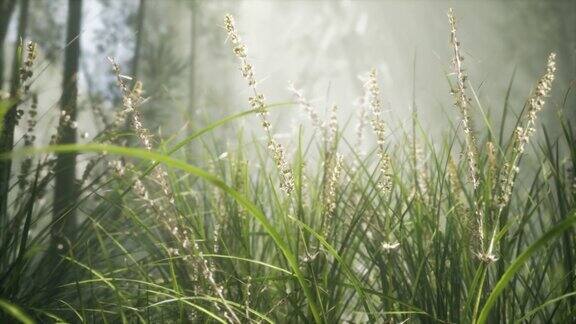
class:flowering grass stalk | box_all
[224,14,294,195]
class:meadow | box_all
[0,5,575,324]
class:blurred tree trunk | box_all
[0,0,28,221]
[188,2,197,113]
[0,0,17,89]
[185,1,197,159]
[52,0,81,247]
[131,0,145,80]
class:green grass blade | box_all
[477,211,576,324]
[0,299,35,324]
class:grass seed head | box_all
[448,8,479,189]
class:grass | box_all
[0,8,575,324]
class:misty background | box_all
[2,0,575,158]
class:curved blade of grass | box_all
[144,291,227,324]
[201,254,294,276]
[3,143,322,324]
[57,299,84,323]
[117,103,293,207]
[514,291,576,323]
[0,299,35,324]
[167,102,292,155]
[67,276,268,323]
[28,309,65,323]
[63,257,115,291]
[477,211,576,324]
[146,294,274,324]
